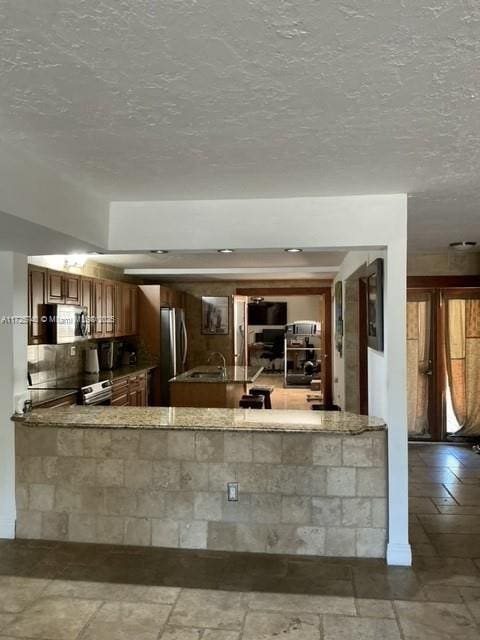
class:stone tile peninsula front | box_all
[13,407,387,558]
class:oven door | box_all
[50,305,89,344]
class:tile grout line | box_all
[154,585,183,640]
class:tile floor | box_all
[1,442,480,638]
[256,374,314,410]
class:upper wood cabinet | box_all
[159,286,185,310]
[46,270,80,305]
[28,266,140,344]
[80,277,94,336]
[28,266,48,345]
[103,281,116,338]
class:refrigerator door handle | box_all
[170,310,177,377]
[181,318,188,366]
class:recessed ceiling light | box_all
[218,249,234,253]
[285,248,303,253]
[449,241,477,251]
[150,250,169,254]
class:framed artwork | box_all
[201,296,230,335]
[335,281,343,356]
[366,258,384,351]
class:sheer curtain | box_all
[407,298,430,436]
[445,296,480,436]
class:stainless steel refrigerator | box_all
[160,307,188,405]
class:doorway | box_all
[407,277,480,441]
[236,286,332,407]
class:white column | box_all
[385,238,411,566]
[0,252,28,538]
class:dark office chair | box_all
[260,334,284,372]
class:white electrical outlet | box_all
[70,345,76,357]
[227,482,238,502]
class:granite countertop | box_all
[28,363,158,407]
[170,365,264,384]
[13,406,386,435]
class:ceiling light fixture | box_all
[250,297,264,304]
[285,248,303,253]
[150,250,169,254]
[449,241,477,251]
[218,249,234,253]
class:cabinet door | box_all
[123,285,138,336]
[28,267,47,345]
[161,286,177,308]
[93,279,104,338]
[114,283,124,337]
[128,376,138,406]
[130,286,138,335]
[136,374,147,406]
[103,281,116,337]
[80,277,94,336]
[38,392,78,408]
[112,378,130,406]
[46,270,65,303]
[64,274,81,304]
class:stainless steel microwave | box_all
[44,304,89,344]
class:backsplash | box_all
[28,337,140,385]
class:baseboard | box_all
[0,517,15,539]
[386,542,412,566]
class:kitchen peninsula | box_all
[14,406,387,559]
[169,365,264,408]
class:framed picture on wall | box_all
[366,258,384,351]
[335,281,343,356]
[201,296,230,335]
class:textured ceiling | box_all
[1,1,479,251]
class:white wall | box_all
[0,142,109,249]
[109,194,410,565]
[109,195,402,251]
[0,253,28,538]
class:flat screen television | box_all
[248,301,287,325]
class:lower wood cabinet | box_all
[36,393,78,408]
[112,372,148,407]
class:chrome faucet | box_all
[207,351,226,375]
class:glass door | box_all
[443,290,480,437]
[407,290,436,439]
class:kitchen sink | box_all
[187,370,225,379]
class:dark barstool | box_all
[239,394,264,409]
[249,386,274,409]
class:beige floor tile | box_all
[323,614,401,640]
[409,483,451,498]
[44,579,180,604]
[3,596,100,640]
[245,592,355,616]
[159,627,203,639]
[394,600,479,640]
[459,587,480,623]
[202,631,240,640]
[355,598,395,618]
[0,577,50,614]
[443,484,480,506]
[0,615,16,632]
[422,585,463,603]
[169,589,245,630]
[243,611,320,640]
[82,601,171,640]
[419,514,480,534]
[409,497,438,514]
